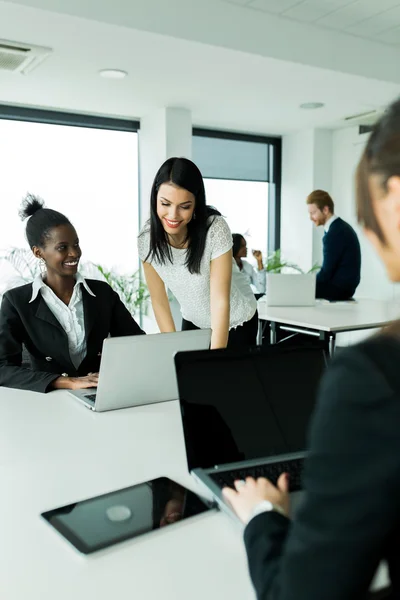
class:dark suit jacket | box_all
[317,217,361,299]
[244,334,400,600]
[0,279,145,393]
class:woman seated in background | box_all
[138,157,258,349]
[0,194,144,394]
[232,233,266,295]
[223,97,400,599]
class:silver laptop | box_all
[69,329,211,412]
[266,273,316,307]
[174,344,326,521]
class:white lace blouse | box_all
[29,273,95,369]
[138,216,257,329]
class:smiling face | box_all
[156,183,195,237]
[33,223,81,278]
[307,203,331,227]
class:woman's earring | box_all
[39,258,46,275]
[192,211,196,220]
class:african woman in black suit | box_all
[0,194,144,393]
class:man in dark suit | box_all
[307,190,361,300]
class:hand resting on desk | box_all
[51,372,99,390]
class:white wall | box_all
[281,130,314,272]
[281,128,332,272]
[331,126,400,301]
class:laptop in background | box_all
[68,329,211,412]
[266,273,316,306]
[174,344,326,521]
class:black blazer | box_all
[0,279,145,393]
[317,217,361,298]
[244,334,400,600]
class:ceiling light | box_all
[99,69,128,79]
[299,102,325,110]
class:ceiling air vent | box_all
[0,39,52,75]
[343,109,381,125]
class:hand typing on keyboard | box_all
[222,473,290,525]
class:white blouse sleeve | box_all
[251,267,267,293]
[137,227,150,263]
[209,216,233,261]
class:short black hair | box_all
[232,234,245,258]
[19,193,72,249]
[142,157,220,274]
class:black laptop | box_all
[174,344,327,520]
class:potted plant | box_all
[264,249,320,274]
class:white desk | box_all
[0,388,254,600]
[257,298,400,353]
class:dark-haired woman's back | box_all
[242,332,400,599]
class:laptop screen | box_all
[175,345,327,471]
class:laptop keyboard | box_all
[209,457,304,493]
[84,393,96,404]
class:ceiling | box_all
[0,0,400,135]
[225,0,400,46]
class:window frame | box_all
[0,103,140,132]
[192,127,281,251]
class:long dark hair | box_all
[356,98,400,244]
[142,157,220,274]
[19,193,71,248]
[232,234,245,259]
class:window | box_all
[0,107,139,295]
[192,129,281,259]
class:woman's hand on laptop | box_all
[52,373,99,390]
[222,473,290,524]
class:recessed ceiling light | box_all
[99,69,128,79]
[299,102,325,110]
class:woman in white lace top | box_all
[138,158,257,349]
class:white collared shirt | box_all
[324,214,339,234]
[29,273,96,370]
[236,259,266,294]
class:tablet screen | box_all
[42,477,211,554]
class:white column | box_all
[138,107,192,331]
[138,107,192,228]
[312,129,333,266]
[281,128,332,272]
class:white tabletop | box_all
[0,388,254,600]
[257,297,400,333]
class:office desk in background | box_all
[257,298,400,354]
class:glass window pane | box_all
[0,119,138,293]
[193,135,270,182]
[204,179,269,256]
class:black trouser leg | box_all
[181,312,259,348]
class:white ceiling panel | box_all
[375,24,400,45]
[317,0,400,30]
[1,0,400,135]
[283,0,354,23]
[345,17,398,38]
[224,0,252,5]
[248,0,305,15]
